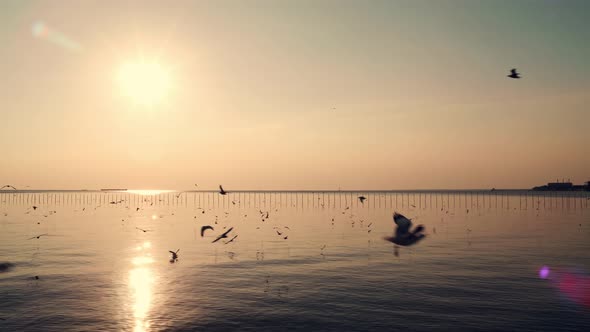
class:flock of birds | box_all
[2,184,430,265]
[1,68,521,262]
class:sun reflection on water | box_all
[129,241,155,332]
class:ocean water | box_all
[1,191,589,331]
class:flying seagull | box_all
[0,185,17,190]
[27,233,48,240]
[358,196,366,204]
[383,212,425,246]
[507,68,521,79]
[135,227,152,233]
[169,249,179,261]
[219,185,228,195]
[201,225,214,237]
[212,227,234,243]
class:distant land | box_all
[532,181,590,191]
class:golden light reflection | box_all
[127,190,176,196]
[129,241,155,332]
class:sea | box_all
[1,190,589,331]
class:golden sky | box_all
[1,1,589,190]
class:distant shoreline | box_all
[1,189,589,195]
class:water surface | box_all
[1,191,589,331]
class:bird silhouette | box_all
[219,185,227,195]
[212,227,234,243]
[27,233,48,240]
[383,212,425,246]
[201,225,214,237]
[0,262,15,272]
[0,185,17,191]
[358,196,366,204]
[169,249,179,261]
[507,68,521,79]
[135,227,152,233]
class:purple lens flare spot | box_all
[539,266,550,279]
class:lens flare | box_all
[31,21,82,52]
[541,267,590,308]
[539,266,550,279]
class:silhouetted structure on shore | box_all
[533,180,589,191]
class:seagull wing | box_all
[393,212,412,235]
[169,251,176,255]
[27,233,48,240]
[212,227,233,243]
[201,225,214,237]
[221,227,234,237]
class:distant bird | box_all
[201,225,214,237]
[276,230,283,236]
[135,227,151,233]
[225,235,238,244]
[358,196,366,204]
[0,262,15,272]
[169,249,179,261]
[0,185,17,191]
[32,206,38,210]
[212,227,234,243]
[27,233,48,240]
[219,185,227,195]
[507,68,521,79]
[383,212,426,246]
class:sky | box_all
[0,0,589,190]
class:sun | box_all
[116,61,171,107]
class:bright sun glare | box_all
[117,61,171,107]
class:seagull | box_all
[383,212,426,246]
[219,185,227,195]
[0,185,17,191]
[508,68,521,79]
[201,225,214,237]
[0,262,15,272]
[358,196,366,204]
[32,206,38,210]
[169,249,179,261]
[135,227,152,233]
[212,227,234,243]
[27,233,48,240]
